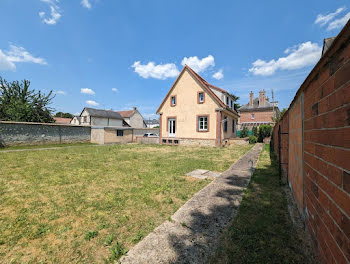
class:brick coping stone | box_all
[120,143,263,264]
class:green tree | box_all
[0,77,55,123]
[229,93,241,111]
[55,112,73,118]
[240,127,249,138]
[252,126,258,137]
[272,108,287,123]
[258,125,272,142]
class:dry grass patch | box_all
[0,143,252,263]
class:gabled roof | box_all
[118,110,135,118]
[53,117,72,124]
[83,107,123,119]
[239,97,275,111]
[156,65,238,116]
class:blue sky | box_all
[0,0,349,119]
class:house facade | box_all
[156,65,239,147]
[117,107,147,128]
[145,119,160,128]
[238,90,279,130]
[70,107,125,127]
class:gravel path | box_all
[120,143,263,264]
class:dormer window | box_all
[171,95,176,107]
[198,92,205,104]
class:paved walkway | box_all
[121,143,263,264]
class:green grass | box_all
[0,142,94,151]
[0,143,252,263]
[210,145,311,264]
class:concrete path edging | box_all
[120,143,263,264]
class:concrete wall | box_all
[0,121,90,146]
[272,21,350,264]
[136,136,159,144]
[91,117,123,127]
[129,111,147,128]
[91,127,133,144]
[133,128,160,138]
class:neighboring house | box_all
[116,107,147,128]
[53,117,72,124]
[238,90,279,130]
[145,119,159,128]
[70,107,126,127]
[156,65,239,147]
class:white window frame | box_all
[198,116,208,131]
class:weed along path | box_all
[120,143,263,264]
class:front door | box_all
[168,118,176,137]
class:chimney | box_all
[259,90,266,107]
[133,107,137,111]
[249,91,253,107]
[266,96,269,102]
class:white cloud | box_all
[81,0,91,9]
[39,0,61,25]
[55,90,66,95]
[249,41,322,76]
[132,61,180,80]
[81,88,95,95]
[181,55,215,73]
[212,69,224,80]
[111,88,119,93]
[315,7,345,26]
[327,12,350,31]
[0,44,47,71]
[86,100,99,106]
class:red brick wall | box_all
[288,95,304,214]
[239,110,274,123]
[272,21,350,263]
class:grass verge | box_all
[210,144,313,264]
[0,143,252,263]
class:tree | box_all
[229,93,241,111]
[252,126,258,137]
[55,112,73,118]
[0,76,55,123]
[258,125,272,142]
[240,127,249,138]
[272,108,287,123]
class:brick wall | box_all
[239,110,274,123]
[272,21,350,264]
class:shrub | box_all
[258,125,273,142]
[248,135,257,144]
[252,126,258,137]
[240,127,249,138]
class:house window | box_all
[174,140,179,144]
[198,116,208,131]
[226,96,229,105]
[224,117,228,132]
[171,96,176,106]
[251,114,255,119]
[83,116,87,122]
[117,130,124,136]
[232,119,235,132]
[168,139,173,144]
[162,139,167,144]
[230,100,233,108]
[198,92,204,103]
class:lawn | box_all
[0,143,252,263]
[210,145,314,264]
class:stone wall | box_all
[0,121,90,146]
[272,21,350,264]
[161,137,215,147]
